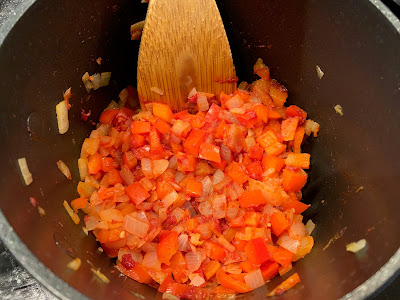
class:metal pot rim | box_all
[0,0,399,299]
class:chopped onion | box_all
[162,293,180,300]
[57,160,72,180]
[172,224,185,235]
[212,169,225,185]
[185,251,203,272]
[124,214,149,238]
[212,195,227,219]
[151,86,164,95]
[198,201,212,217]
[225,263,242,274]
[198,176,212,202]
[220,145,232,163]
[136,211,149,223]
[152,159,169,178]
[178,233,191,252]
[216,236,235,252]
[245,136,256,151]
[316,65,324,79]
[174,171,185,183]
[171,208,185,223]
[197,93,209,112]
[17,157,33,185]
[100,72,111,87]
[78,158,88,181]
[244,269,265,290]
[56,100,69,134]
[304,119,320,137]
[84,215,100,231]
[63,201,80,224]
[38,206,46,216]
[142,251,161,270]
[141,158,153,179]
[162,191,179,208]
[334,104,343,116]
[140,242,157,253]
[279,263,293,276]
[91,268,110,283]
[67,258,81,271]
[305,219,316,236]
[188,87,197,99]
[171,120,190,137]
[225,95,243,110]
[190,274,205,287]
[288,221,306,240]
[82,72,93,92]
[277,234,300,253]
[169,155,177,170]
[92,73,101,90]
[82,226,89,235]
[346,239,367,253]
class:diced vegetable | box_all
[267,273,301,296]
[17,157,33,185]
[67,258,81,271]
[346,239,367,253]
[57,160,72,179]
[56,100,69,134]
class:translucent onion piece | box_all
[198,201,212,218]
[17,157,33,185]
[63,201,80,224]
[216,236,235,252]
[171,120,190,137]
[92,73,101,90]
[288,221,306,240]
[197,93,209,112]
[225,263,242,274]
[67,258,81,271]
[171,208,185,223]
[212,169,225,185]
[305,219,315,236]
[82,226,89,235]
[82,72,93,92]
[162,191,179,208]
[178,234,191,252]
[188,87,197,99]
[141,158,153,179]
[57,160,72,180]
[316,65,324,79]
[56,100,69,134]
[169,155,177,170]
[78,158,88,181]
[142,251,161,270]
[84,215,100,231]
[244,269,265,290]
[220,145,232,163]
[185,251,203,272]
[124,214,149,238]
[152,159,169,178]
[346,239,367,253]
[212,195,227,219]
[225,95,243,110]
[190,274,206,287]
[304,119,320,137]
[174,171,185,183]
[277,234,300,253]
[91,268,110,283]
[100,72,111,87]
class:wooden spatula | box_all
[137,0,236,112]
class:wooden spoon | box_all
[137,0,236,112]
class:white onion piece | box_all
[100,72,111,87]
[124,214,149,238]
[178,234,191,252]
[185,252,204,272]
[188,87,197,99]
[162,191,179,208]
[288,221,306,240]
[171,120,190,137]
[136,211,149,223]
[67,258,81,271]
[153,159,169,178]
[212,169,225,185]
[277,234,300,253]
[92,73,101,90]
[174,171,185,183]
[57,160,72,180]
[213,195,227,219]
[225,95,243,110]
[169,155,178,170]
[56,100,69,134]
[84,215,100,231]
[198,201,212,217]
[216,236,235,252]
[82,72,93,92]
[245,136,256,151]
[118,248,143,263]
[141,158,153,179]
[158,207,168,222]
[190,274,205,287]
[63,201,80,224]
[17,157,33,185]
[346,239,367,253]
[226,202,239,221]
[78,158,88,181]
[198,176,212,202]
[142,251,161,270]
[305,219,316,236]
[304,119,320,137]
[140,242,157,253]
[151,86,164,95]
[244,269,265,290]
[171,208,185,223]
[220,145,232,163]
[172,224,185,235]
[197,93,209,112]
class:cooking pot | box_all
[1,0,399,299]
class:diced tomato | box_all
[153,103,173,122]
[248,145,263,160]
[262,156,285,172]
[125,182,150,205]
[99,109,119,124]
[202,260,221,280]
[246,161,263,179]
[236,111,257,128]
[281,168,308,192]
[186,179,203,197]
[149,126,163,155]
[157,231,178,265]
[183,129,206,157]
[203,240,226,262]
[131,121,151,134]
[244,238,272,265]
[271,211,290,236]
[71,197,88,211]
[281,200,310,214]
[226,162,249,184]
[281,117,299,141]
[238,190,265,208]
[176,152,197,173]
[101,157,114,172]
[286,105,307,120]
[216,270,252,293]
[260,261,280,281]
[130,133,146,148]
[266,244,293,267]
[154,118,171,134]
[122,151,138,169]
[170,251,188,283]
[88,153,102,174]
[199,143,221,163]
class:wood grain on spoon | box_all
[137,0,236,112]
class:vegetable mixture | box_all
[71,59,319,299]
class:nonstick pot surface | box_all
[0,0,400,299]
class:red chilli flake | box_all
[121,254,136,269]
[81,109,91,121]
[29,196,38,208]
[215,76,239,84]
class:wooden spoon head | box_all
[137,0,236,112]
